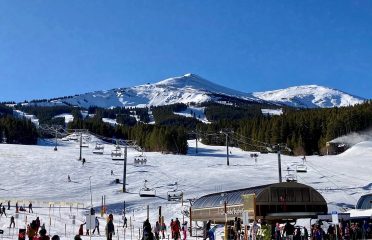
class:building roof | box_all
[193,184,271,210]
[356,193,372,209]
[191,182,328,222]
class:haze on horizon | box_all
[1,1,372,102]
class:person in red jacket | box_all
[172,220,180,240]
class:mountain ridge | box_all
[24,74,364,109]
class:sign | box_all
[332,211,339,225]
[241,194,256,219]
[86,215,96,230]
[242,211,249,225]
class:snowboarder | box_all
[93,217,100,235]
[68,175,71,182]
[106,214,115,240]
[9,215,15,228]
[29,202,33,213]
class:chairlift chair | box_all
[167,182,184,201]
[111,146,124,161]
[68,134,78,141]
[296,164,307,173]
[139,180,156,197]
[93,142,104,154]
[285,167,297,182]
[81,141,89,148]
[134,154,147,165]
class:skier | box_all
[93,217,100,235]
[16,202,19,213]
[173,218,181,240]
[36,217,41,232]
[38,229,50,240]
[29,202,33,213]
[82,158,86,165]
[2,205,6,217]
[68,175,71,182]
[161,221,166,239]
[182,221,188,240]
[78,224,84,236]
[9,215,15,228]
[123,216,127,228]
[154,221,160,240]
[111,170,114,176]
[51,235,60,240]
[105,214,115,240]
[7,200,10,210]
[170,219,175,239]
[203,220,211,240]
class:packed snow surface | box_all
[253,85,364,108]
[0,138,371,239]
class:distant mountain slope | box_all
[253,85,364,108]
[26,75,364,109]
[38,74,261,109]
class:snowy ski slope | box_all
[0,139,371,239]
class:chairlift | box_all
[139,180,156,197]
[134,154,147,166]
[81,141,89,148]
[285,167,297,182]
[93,142,104,154]
[61,136,69,142]
[296,164,307,173]
[167,182,184,201]
[68,134,79,141]
[111,145,124,161]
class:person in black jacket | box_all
[106,214,115,240]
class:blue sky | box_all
[1,0,372,102]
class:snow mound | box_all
[338,141,372,157]
[253,85,364,108]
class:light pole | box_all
[89,176,93,207]
[221,193,228,240]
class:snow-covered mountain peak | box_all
[39,74,258,108]
[27,74,364,109]
[253,84,364,108]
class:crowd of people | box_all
[139,217,189,240]
[200,218,372,240]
